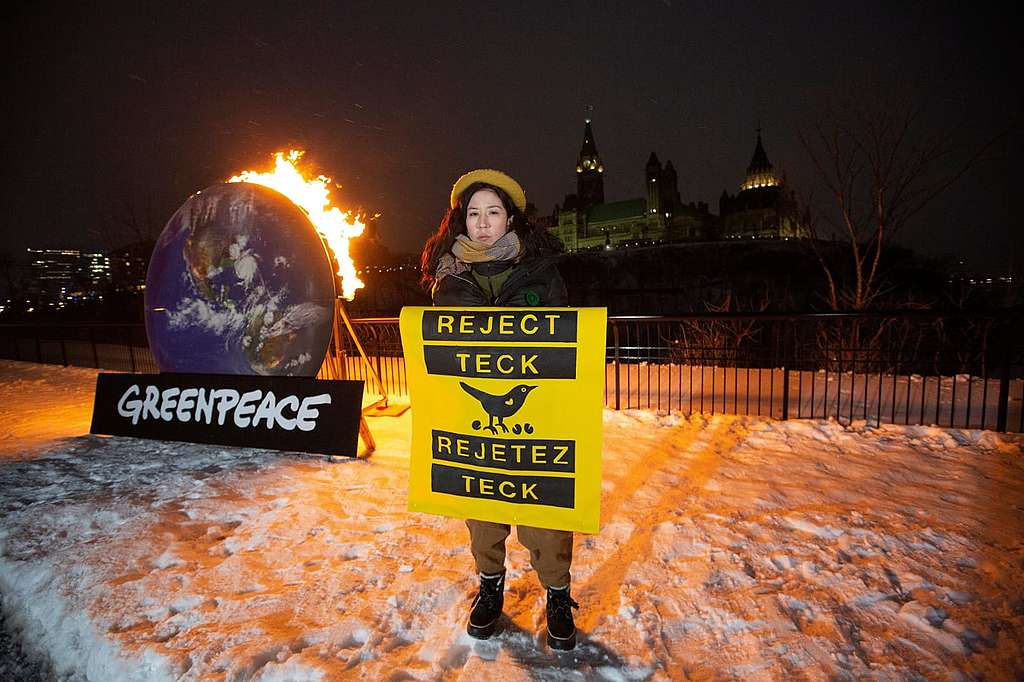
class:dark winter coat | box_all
[432,255,568,307]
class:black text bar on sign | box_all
[431,463,575,508]
[423,346,576,379]
[432,429,576,473]
[423,310,578,343]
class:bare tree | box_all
[671,285,771,366]
[797,97,1006,374]
[0,251,20,300]
[799,99,999,312]
[92,192,161,253]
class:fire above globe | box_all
[144,182,337,376]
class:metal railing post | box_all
[126,326,137,373]
[90,326,100,368]
[996,335,1012,433]
[781,322,790,421]
[613,322,621,411]
[375,339,384,394]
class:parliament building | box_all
[549,120,809,252]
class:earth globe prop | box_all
[145,182,337,376]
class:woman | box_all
[420,168,579,651]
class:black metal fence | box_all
[605,313,1024,432]
[0,323,159,373]
[2,312,1022,432]
[331,317,407,398]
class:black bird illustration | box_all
[459,382,537,434]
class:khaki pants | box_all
[467,519,573,588]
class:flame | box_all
[228,150,365,299]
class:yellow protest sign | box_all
[400,308,606,533]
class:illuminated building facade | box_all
[553,119,713,252]
[27,248,111,305]
[108,241,151,293]
[719,132,810,240]
[550,122,810,252]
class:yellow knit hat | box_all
[450,168,527,213]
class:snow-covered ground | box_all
[0,359,1022,680]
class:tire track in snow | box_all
[496,415,715,631]
[474,415,733,674]
[601,415,724,521]
[575,416,741,644]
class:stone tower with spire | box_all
[645,152,662,221]
[741,131,779,191]
[644,153,686,233]
[576,118,605,207]
[719,130,808,240]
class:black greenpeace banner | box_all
[90,373,364,457]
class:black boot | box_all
[467,572,505,639]
[545,586,579,650]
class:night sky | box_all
[3,1,1018,272]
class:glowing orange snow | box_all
[228,150,366,299]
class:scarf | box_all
[435,231,522,283]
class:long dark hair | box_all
[419,181,563,289]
